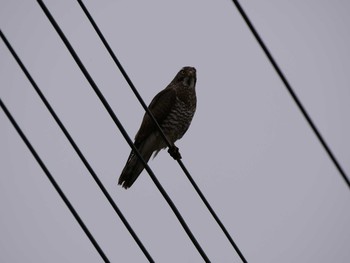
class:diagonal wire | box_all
[36,0,210,261]
[76,1,247,262]
[0,98,110,263]
[230,0,350,190]
[0,30,155,263]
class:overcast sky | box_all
[1,0,350,262]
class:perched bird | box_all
[118,66,197,189]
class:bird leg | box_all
[168,145,182,160]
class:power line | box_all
[36,0,210,261]
[0,98,110,263]
[0,30,155,263]
[230,0,350,189]
[76,1,247,262]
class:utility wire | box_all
[230,0,350,190]
[36,0,210,261]
[0,98,110,263]
[0,30,154,263]
[76,1,247,262]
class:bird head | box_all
[173,66,197,88]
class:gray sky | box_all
[1,0,350,262]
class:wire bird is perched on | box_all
[118,67,197,189]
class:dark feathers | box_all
[118,67,197,189]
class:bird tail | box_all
[118,140,154,189]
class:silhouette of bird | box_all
[118,66,197,189]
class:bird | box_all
[118,66,197,189]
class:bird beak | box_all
[188,67,196,77]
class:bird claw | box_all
[168,145,182,160]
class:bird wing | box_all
[134,87,176,144]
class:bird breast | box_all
[161,94,196,143]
